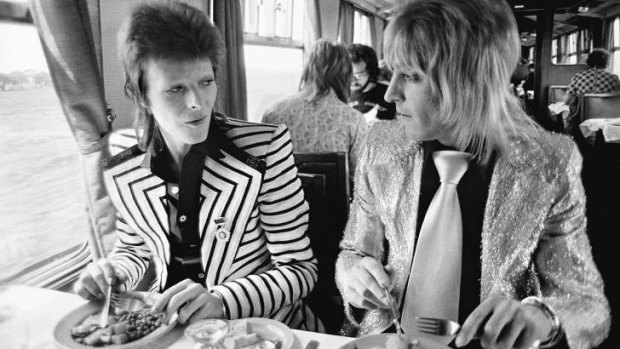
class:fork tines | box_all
[110,292,133,313]
[415,316,460,336]
[416,317,443,334]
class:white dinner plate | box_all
[339,333,451,349]
[53,300,178,349]
[237,317,295,349]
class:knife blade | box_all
[99,284,112,328]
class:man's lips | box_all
[186,116,207,125]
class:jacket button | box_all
[179,215,187,223]
[198,273,205,279]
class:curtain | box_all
[370,16,378,52]
[213,0,248,120]
[603,18,615,73]
[370,16,386,58]
[602,18,614,51]
[30,0,116,260]
[338,1,354,44]
[303,0,322,59]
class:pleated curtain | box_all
[29,0,116,260]
[213,0,248,120]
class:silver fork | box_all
[384,287,404,335]
[110,290,161,312]
[99,284,112,327]
[415,317,481,338]
[415,317,461,336]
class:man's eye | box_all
[166,86,183,94]
[200,79,214,87]
[401,73,420,83]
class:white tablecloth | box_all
[579,117,620,143]
[0,284,353,349]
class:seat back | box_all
[548,85,569,104]
[293,152,350,219]
[581,92,620,121]
[294,152,349,334]
[298,173,327,243]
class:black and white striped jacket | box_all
[103,115,322,331]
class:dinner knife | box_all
[99,284,112,328]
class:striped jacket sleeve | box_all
[108,213,152,290]
[211,125,318,319]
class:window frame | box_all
[241,0,303,49]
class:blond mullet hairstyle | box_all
[384,0,540,163]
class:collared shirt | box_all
[567,67,620,96]
[349,82,396,120]
[415,143,571,349]
[383,141,494,345]
[141,119,225,288]
[416,141,494,326]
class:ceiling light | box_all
[514,4,525,9]
[578,6,589,12]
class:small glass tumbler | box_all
[185,319,229,349]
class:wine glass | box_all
[185,319,229,349]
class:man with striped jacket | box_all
[73,1,322,331]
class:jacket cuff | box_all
[210,286,234,319]
[343,301,369,327]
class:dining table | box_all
[0,284,353,349]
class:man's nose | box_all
[384,74,401,103]
[186,89,202,110]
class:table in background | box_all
[0,284,352,349]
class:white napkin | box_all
[548,102,569,115]
[579,118,620,143]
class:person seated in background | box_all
[74,1,322,332]
[377,59,393,85]
[348,44,396,122]
[510,57,529,97]
[522,63,536,115]
[336,0,609,348]
[261,39,367,186]
[523,63,535,92]
[563,48,620,135]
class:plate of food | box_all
[185,317,294,349]
[339,333,451,349]
[53,300,178,348]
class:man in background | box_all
[348,44,396,122]
[563,48,620,134]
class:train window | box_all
[353,10,372,46]
[242,0,304,122]
[552,12,592,65]
[243,0,303,42]
[245,44,303,121]
[0,20,88,284]
[612,17,620,75]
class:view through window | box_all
[353,10,372,46]
[242,0,304,122]
[613,17,620,75]
[0,21,87,281]
[245,45,303,121]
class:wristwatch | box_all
[521,296,563,348]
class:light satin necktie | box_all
[401,150,470,344]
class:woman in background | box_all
[262,39,367,185]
